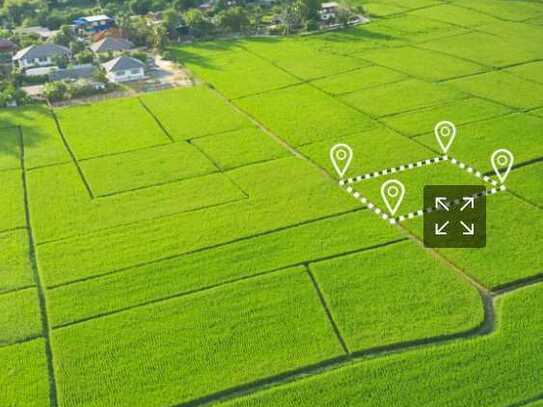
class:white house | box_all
[320,2,339,20]
[12,44,71,70]
[102,56,145,83]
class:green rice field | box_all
[1,0,542,406]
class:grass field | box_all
[1,0,542,406]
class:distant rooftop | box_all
[77,15,114,23]
[50,64,97,81]
[14,26,58,39]
[102,56,145,73]
[90,37,134,53]
[0,39,17,52]
[13,44,71,61]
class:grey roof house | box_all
[102,56,145,83]
[49,64,97,81]
[13,44,71,70]
[90,37,134,54]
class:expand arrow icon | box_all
[435,197,449,211]
[434,221,449,235]
[461,197,475,211]
[460,221,475,235]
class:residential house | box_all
[90,37,134,54]
[320,2,339,21]
[102,56,145,83]
[73,15,115,33]
[12,44,71,71]
[49,64,97,82]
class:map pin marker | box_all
[330,144,353,178]
[381,179,405,216]
[434,121,456,154]
[491,148,514,183]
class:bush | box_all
[43,81,70,102]
[305,19,319,31]
[0,81,30,107]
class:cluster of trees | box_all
[1,0,364,40]
[42,74,112,102]
[0,78,29,106]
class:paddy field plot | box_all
[1,1,542,406]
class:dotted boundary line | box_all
[339,155,506,225]
[342,155,446,185]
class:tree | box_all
[129,0,152,15]
[183,9,212,37]
[162,9,181,40]
[335,4,354,27]
[297,0,321,21]
[75,50,95,64]
[53,54,69,69]
[173,0,197,12]
[149,22,168,50]
[2,0,45,25]
[281,2,303,35]
[53,25,75,47]
[43,80,69,102]
[216,6,249,33]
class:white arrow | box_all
[435,197,449,211]
[435,221,449,235]
[461,197,475,211]
[460,221,475,235]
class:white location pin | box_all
[491,148,514,183]
[381,179,405,216]
[330,144,353,178]
[434,121,456,154]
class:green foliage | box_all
[0,169,25,232]
[0,80,30,107]
[221,284,543,407]
[80,142,218,196]
[28,162,246,245]
[339,79,466,117]
[0,340,50,406]
[0,289,41,345]
[448,71,543,109]
[417,113,543,172]
[192,127,289,170]
[48,209,400,327]
[312,240,484,350]
[36,158,357,286]
[74,50,94,64]
[506,162,543,206]
[311,65,407,95]
[237,84,376,146]
[53,269,344,407]
[299,125,433,178]
[382,98,512,138]
[0,105,70,169]
[2,0,46,25]
[43,81,70,102]
[216,6,250,34]
[55,97,170,159]
[1,3,542,406]
[361,46,485,81]
[0,230,33,292]
[175,44,299,98]
[139,86,251,139]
